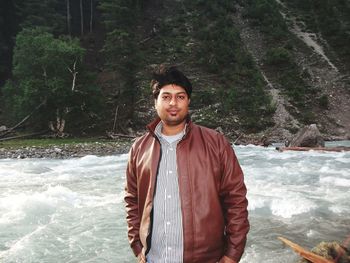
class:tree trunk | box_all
[90,0,93,33]
[68,60,78,91]
[67,0,71,36]
[80,0,84,37]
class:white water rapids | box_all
[0,142,349,262]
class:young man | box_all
[125,66,249,263]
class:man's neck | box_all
[161,121,186,136]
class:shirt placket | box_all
[163,141,176,262]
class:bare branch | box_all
[68,60,78,91]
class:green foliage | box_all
[3,27,101,130]
[288,0,350,66]
[242,0,319,123]
[196,17,241,73]
[318,94,329,109]
[13,0,66,34]
[244,0,288,39]
[99,0,143,120]
[301,110,316,124]
[265,47,292,66]
[0,138,115,148]
[99,0,138,31]
[191,90,216,107]
[188,0,275,131]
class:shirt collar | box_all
[155,121,186,143]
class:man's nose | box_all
[169,96,177,105]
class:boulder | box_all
[297,241,350,263]
[288,124,325,147]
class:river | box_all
[0,142,349,262]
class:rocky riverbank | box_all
[1,130,349,159]
[0,140,134,159]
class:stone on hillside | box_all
[297,241,350,263]
[288,124,325,147]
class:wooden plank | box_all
[276,146,350,152]
[278,237,335,263]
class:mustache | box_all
[167,107,180,110]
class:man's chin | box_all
[163,118,186,126]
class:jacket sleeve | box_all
[219,137,250,262]
[124,145,143,257]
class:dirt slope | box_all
[233,2,350,139]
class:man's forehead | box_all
[159,84,186,93]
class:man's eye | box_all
[178,95,185,100]
[162,96,170,100]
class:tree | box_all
[80,0,84,36]
[90,0,93,33]
[99,0,142,121]
[0,0,18,86]
[2,27,100,133]
[67,0,71,36]
[13,0,66,34]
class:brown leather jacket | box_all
[125,118,249,262]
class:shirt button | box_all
[168,170,173,174]
[169,148,173,151]
[166,221,171,225]
[168,247,172,250]
[167,195,171,199]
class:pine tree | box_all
[99,0,142,121]
[13,0,66,34]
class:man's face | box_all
[155,84,190,127]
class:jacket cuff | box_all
[131,241,143,257]
[225,246,243,263]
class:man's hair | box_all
[151,65,192,99]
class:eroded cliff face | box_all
[231,1,350,139]
[128,0,350,140]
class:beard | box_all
[158,107,188,127]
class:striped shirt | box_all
[147,122,184,263]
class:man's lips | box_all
[167,109,179,115]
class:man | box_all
[125,65,249,263]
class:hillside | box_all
[232,0,350,139]
[0,0,349,141]
[118,0,350,140]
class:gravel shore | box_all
[0,140,134,159]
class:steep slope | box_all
[233,1,350,139]
[277,0,350,138]
[233,4,300,140]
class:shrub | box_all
[265,47,292,66]
[318,94,329,109]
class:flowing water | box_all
[0,142,349,263]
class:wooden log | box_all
[278,237,335,263]
[106,132,136,139]
[0,100,46,138]
[276,146,350,152]
[0,130,49,142]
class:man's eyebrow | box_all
[161,91,187,95]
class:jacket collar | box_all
[146,115,192,137]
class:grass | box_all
[0,138,121,148]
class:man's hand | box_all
[218,255,237,263]
[137,253,146,263]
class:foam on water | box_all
[0,145,349,263]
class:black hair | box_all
[150,65,192,99]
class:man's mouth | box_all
[168,110,179,116]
